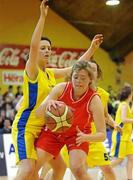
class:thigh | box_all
[18,159,36,172]
[49,153,66,170]
[65,134,89,155]
[126,141,133,155]
[36,148,54,171]
[12,127,37,164]
[69,149,87,168]
[35,129,64,157]
[87,142,110,167]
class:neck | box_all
[38,63,46,71]
[73,89,87,100]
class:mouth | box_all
[75,85,82,88]
[44,54,49,58]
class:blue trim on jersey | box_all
[17,82,38,160]
[114,132,121,157]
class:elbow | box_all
[100,132,106,141]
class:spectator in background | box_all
[3,85,15,101]
[15,86,23,98]
[0,118,11,134]
[0,110,6,129]
[0,95,4,109]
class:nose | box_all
[45,47,49,52]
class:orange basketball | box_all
[45,102,73,133]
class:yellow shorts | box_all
[87,142,110,167]
[61,146,69,167]
[110,140,133,159]
[12,125,42,164]
[61,142,111,168]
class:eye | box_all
[73,75,78,79]
[48,47,51,51]
[40,47,45,50]
[81,78,86,81]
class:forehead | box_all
[73,69,90,76]
[40,40,51,47]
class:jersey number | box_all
[104,153,109,161]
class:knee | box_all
[53,162,67,175]
[25,164,35,176]
[70,165,85,177]
[128,155,133,161]
[21,163,35,177]
[101,165,114,174]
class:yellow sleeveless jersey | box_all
[12,68,56,129]
[91,87,109,133]
[112,101,133,142]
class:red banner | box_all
[0,45,86,69]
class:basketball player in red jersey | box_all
[33,61,106,180]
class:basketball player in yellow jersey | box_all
[12,1,104,180]
[110,85,133,180]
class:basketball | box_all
[45,102,73,133]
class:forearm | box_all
[123,119,133,123]
[86,132,106,142]
[106,114,116,128]
[31,16,46,48]
[78,47,94,61]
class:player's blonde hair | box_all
[71,61,94,79]
[71,61,95,89]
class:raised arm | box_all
[79,34,103,61]
[53,34,103,79]
[25,0,48,80]
[36,82,66,119]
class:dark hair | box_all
[26,36,52,61]
[89,60,102,79]
[71,61,94,80]
[118,85,132,101]
[41,36,52,46]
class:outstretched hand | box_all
[90,34,103,51]
[40,0,49,18]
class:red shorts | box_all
[35,128,89,157]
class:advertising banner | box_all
[0,44,85,69]
[2,70,23,85]
[3,134,17,177]
[0,135,7,176]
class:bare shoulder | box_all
[89,94,102,111]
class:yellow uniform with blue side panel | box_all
[110,101,133,158]
[61,87,111,167]
[12,68,56,164]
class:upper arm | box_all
[89,95,106,133]
[16,96,23,111]
[36,83,66,118]
[121,105,128,122]
[25,56,38,81]
[53,67,72,79]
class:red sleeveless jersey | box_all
[58,82,97,135]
